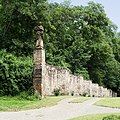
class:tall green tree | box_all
[45,1,120,94]
[0,0,48,56]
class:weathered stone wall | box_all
[44,64,117,97]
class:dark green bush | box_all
[71,91,74,96]
[0,50,33,96]
[53,88,60,96]
[82,92,88,97]
[103,115,120,120]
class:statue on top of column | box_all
[34,23,44,48]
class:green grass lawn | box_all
[69,113,120,120]
[0,95,71,111]
[69,97,92,103]
[95,97,120,108]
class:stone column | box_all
[33,24,45,97]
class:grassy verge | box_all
[95,97,120,108]
[69,113,120,120]
[0,95,71,111]
[70,97,120,120]
[69,97,92,103]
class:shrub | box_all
[102,115,120,120]
[71,91,74,96]
[88,95,91,97]
[0,50,33,96]
[53,88,60,96]
[83,92,88,97]
[92,95,95,97]
[27,86,35,96]
[19,91,29,100]
[34,91,41,100]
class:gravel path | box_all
[0,98,120,120]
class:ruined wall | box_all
[44,64,116,97]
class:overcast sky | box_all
[48,0,120,32]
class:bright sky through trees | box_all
[49,0,120,32]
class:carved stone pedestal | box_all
[33,25,45,97]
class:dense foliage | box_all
[0,50,32,96]
[0,0,120,95]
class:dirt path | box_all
[0,98,120,120]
